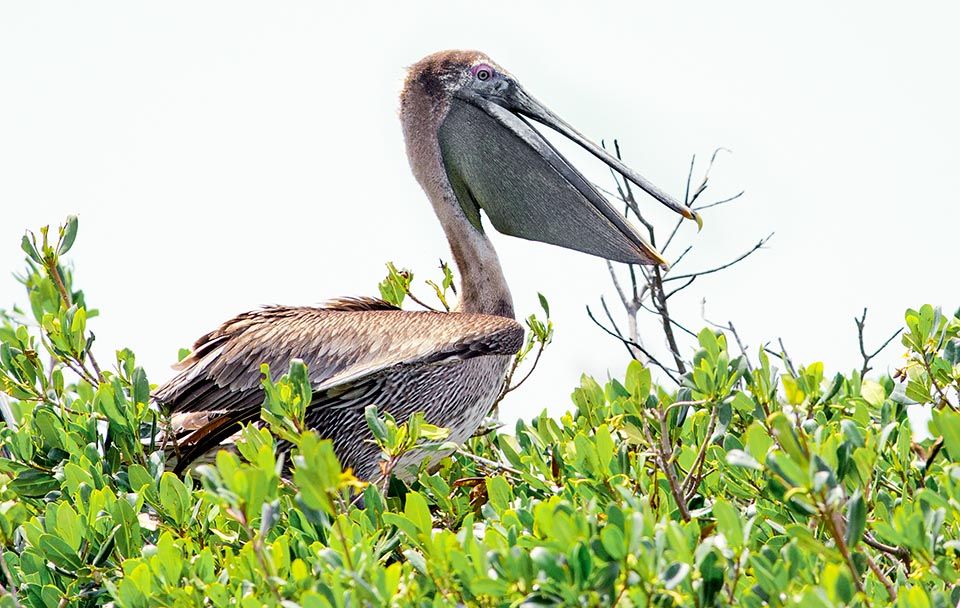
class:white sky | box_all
[2,3,958,425]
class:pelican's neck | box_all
[401,96,514,318]
[434,190,515,318]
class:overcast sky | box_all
[2,3,958,425]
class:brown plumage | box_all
[154,50,695,480]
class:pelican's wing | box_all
[153,304,523,469]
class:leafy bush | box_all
[0,218,958,607]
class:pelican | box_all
[154,50,698,480]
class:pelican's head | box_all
[400,50,699,267]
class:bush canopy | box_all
[0,218,958,607]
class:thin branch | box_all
[661,216,686,254]
[44,261,103,383]
[822,507,871,605]
[862,550,897,603]
[639,408,690,521]
[695,191,744,212]
[638,301,699,338]
[650,265,687,374]
[586,305,681,385]
[405,291,444,313]
[455,448,523,477]
[862,533,912,570]
[771,338,798,377]
[499,344,545,397]
[669,245,694,271]
[664,233,774,283]
[704,317,754,373]
[855,308,903,378]
[681,401,719,499]
[664,276,697,301]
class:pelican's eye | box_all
[472,64,494,82]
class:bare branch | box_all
[638,301,700,339]
[774,338,798,377]
[694,190,745,212]
[664,276,697,301]
[586,305,681,385]
[855,308,903,378]
[704,315,754,373]
[650,265,687,375]
[670,245,694,270]
[664,233,773,283]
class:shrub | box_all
[0,218,957,607]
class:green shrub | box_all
[0,218,957,607]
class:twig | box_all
[822,507,871,606]
[777,338,798,377]
[664,276,697,301]
[637,302,699,339]
[650,265,687,375]
[681,401,718,499]
[605,263,648,362]
[862,533,911,570]
[663,234,773,283]
[405,291,443,313]
[862,551,897,603]
[704,316,754,373]
[497,343,545,399]
[695,191,745,212]
[0,542,24,608]
[586,305,681,385]
[455,448,523,477]
[855,308,903,378]
[46,261,103,383]
[639,407,690,521]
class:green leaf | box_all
[21,233,41,263]
[726,449,762,471]
[486,476,513,511]
[768,412,808,467]
[9,469,59,498]
[845,489,867,548]
[38,533,83,570]
[58,215,79,255]
[661,562,690,590]
[404,491,432,536]
[537,292,550,317]
[624,360,651,400]
[132,366,150,405]
[712,498,743,544]
[932,409,960,461]
[159,472,191,527]
[599,525,626,560]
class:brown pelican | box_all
[154,50,698,480]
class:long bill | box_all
[508,86,702,228]
[438,80,699,267]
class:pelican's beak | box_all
[438,77,700,267]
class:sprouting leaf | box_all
[58,215,79,255]
[537,292,550,317]
[21,233,41,263]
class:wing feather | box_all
[154,305,524,416]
